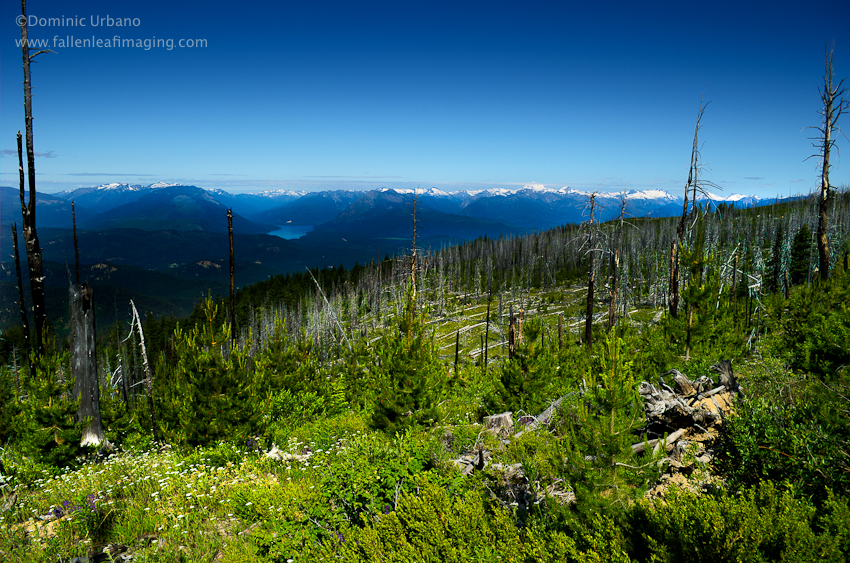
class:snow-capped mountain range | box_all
[35,181,773,234]
[375,184,756,204]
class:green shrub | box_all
[314,429,449,524]
[629,481,850,563]
[306,476,633,562]
[716,394,850,502]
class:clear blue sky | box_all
[1,0,848,198]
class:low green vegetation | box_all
[2,199,850,561]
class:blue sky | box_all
[1,0,848,198]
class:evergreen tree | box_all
[7,338,84,471]
[370,285,445,436]
[679,223,714,359]
[790,225,812,286]
[562,333,661,515]
[155,296,256,447]
[487,317,560,415]
[766,225,783,294]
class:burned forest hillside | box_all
[2,186,850,562]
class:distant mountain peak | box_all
[375,187,454,197]
[93,182,135,191]
[149,182,183,189]
[697,192,760,203]
[255,189,309,198]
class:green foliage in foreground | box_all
[305,477,631,563]
[3,231,850,561]
[629,481,850,563]
[717,394,850,503]
[0,337,84,481]
[3,429,847,563]
[717,268,850,503]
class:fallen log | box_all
[631,427,688,455]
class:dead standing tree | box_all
[17,1,52,353]
[129,300,161,444]
[228,209,236,343]
[70,283,104,446]
[608,195,629,331]
[411,187,419,302]
[583,190,600,354]
[670,97,717,319]
[11,223,31,358]
[73,202,80,284]
[808,43,848,282]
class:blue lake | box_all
[268,225,314,239]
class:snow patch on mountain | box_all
[375,187,456,197]
[91,183,139,191]
[697,192,757,203]
[256,189,309,198]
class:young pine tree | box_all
[10,340,84,471]
[370,284,445,436]
[679,223,716,359]
[562,333,660,515]
[156,296,256,447]
[790,225,812,286]
[487,317,561,415]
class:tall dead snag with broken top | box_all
[70,282,104,446]
[608,195,627,331]
[73,202,80,284]
[11,223,31,358]
[809,43,848,282]
[228,209,236,343]
[670,97,713,319]
[410,187,419,302]
[18,1,51,353]
[584,191,597,354]
[129,300,161,444]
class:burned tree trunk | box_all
[454,330,460,374]
[731,253,739,305]
[73,201,80,284]
[669,242,679,318]
[558,313,563,351]
[411,189,419,301]
[11,223,31,358]
[671,99,709,318]
[585,193,596,354]
[609,197,626,331]
[228,209,236,342]
[70,283,104,446]
[18,3,51,353]
[483,296,491,374]
[508,308,516,359]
